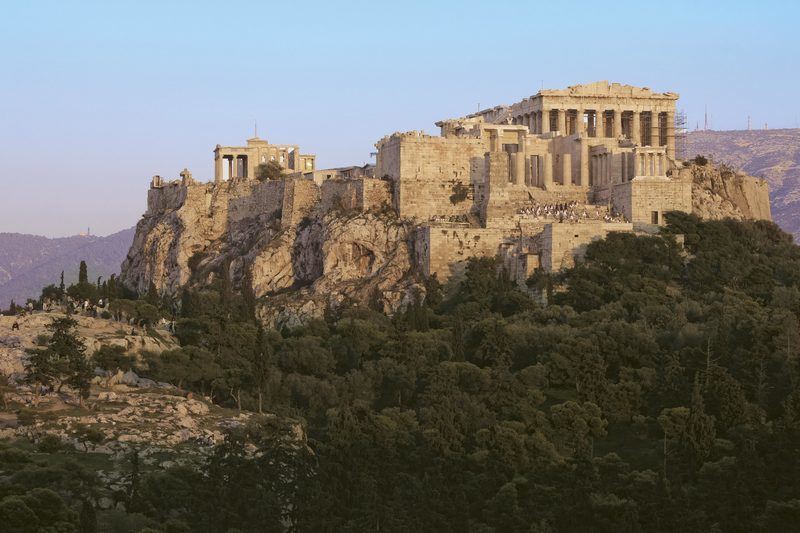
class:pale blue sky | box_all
[1,0,798,236]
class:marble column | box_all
[558,110,567,135]
[650,112,660,147]
[596,110,604,138]
[543,153,553,189]
[613,109,622,138]
[633,112,642,146]
[666,111,676,159]
[542,110,550,133]
[215,154,223,183]
[562,153,572,185]
[579,141,588,186]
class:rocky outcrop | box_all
[685,129,800,239]
[121,179,423,328]
[677,162,772,221]
[255,212,419,329]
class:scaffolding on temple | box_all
[674,109,687,160]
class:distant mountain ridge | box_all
[0,227,135,308]
[685,129,800,240]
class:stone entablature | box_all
[466,81,678,160]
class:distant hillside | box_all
[685,128,800,239]
[0,227,135,308]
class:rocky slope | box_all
[0,313,177,378]
[0,228,135,309]
[685,129,800,239]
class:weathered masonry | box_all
[375,81,694,283]
[214,136,316,182]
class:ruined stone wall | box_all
[281,178,320,228]
[415,225,506,280]
[361,179,392,210]
[377,133,486,220]
[540,221,633,271]
[146,182,189,215]
[611,178,692,225]
[320,178,393,213]
[226,180,285,227]
[321,180,360,212]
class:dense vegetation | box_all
[5,213,800,532]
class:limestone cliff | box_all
[121,179,421,328]
[685,129,799,239]
[676,162,772,221]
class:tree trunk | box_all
[258,390,263,414]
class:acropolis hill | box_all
[121,82,772,327]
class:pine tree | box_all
[24,317,86,402]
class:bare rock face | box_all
[256,212,420,329]
[678,163,772,221]
[121,184,227,296]
[121,181,422,328]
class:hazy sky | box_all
[1,0,798,237]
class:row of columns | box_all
[217,155,247,180]
[637,152,665,177]
[591,153,614,186]
[512,109,675,156]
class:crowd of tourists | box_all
[516,201,628,223]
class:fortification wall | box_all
[226,180,285,226]
[281,178,320,228]
[361,179,392,210]
[540,221,633,271]
[378,133,486,220]
[320,178,393,213]
[415,225,506,280]
[146,182,191,215]
[321,180,360,211]
[612,177,691,225]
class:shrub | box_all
[255,161,284,181]
[36,434,64,453]
[449,182,470,204]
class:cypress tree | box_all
[78,261,88,285]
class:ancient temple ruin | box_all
[142,81,770,294]
[213,136,316,181]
